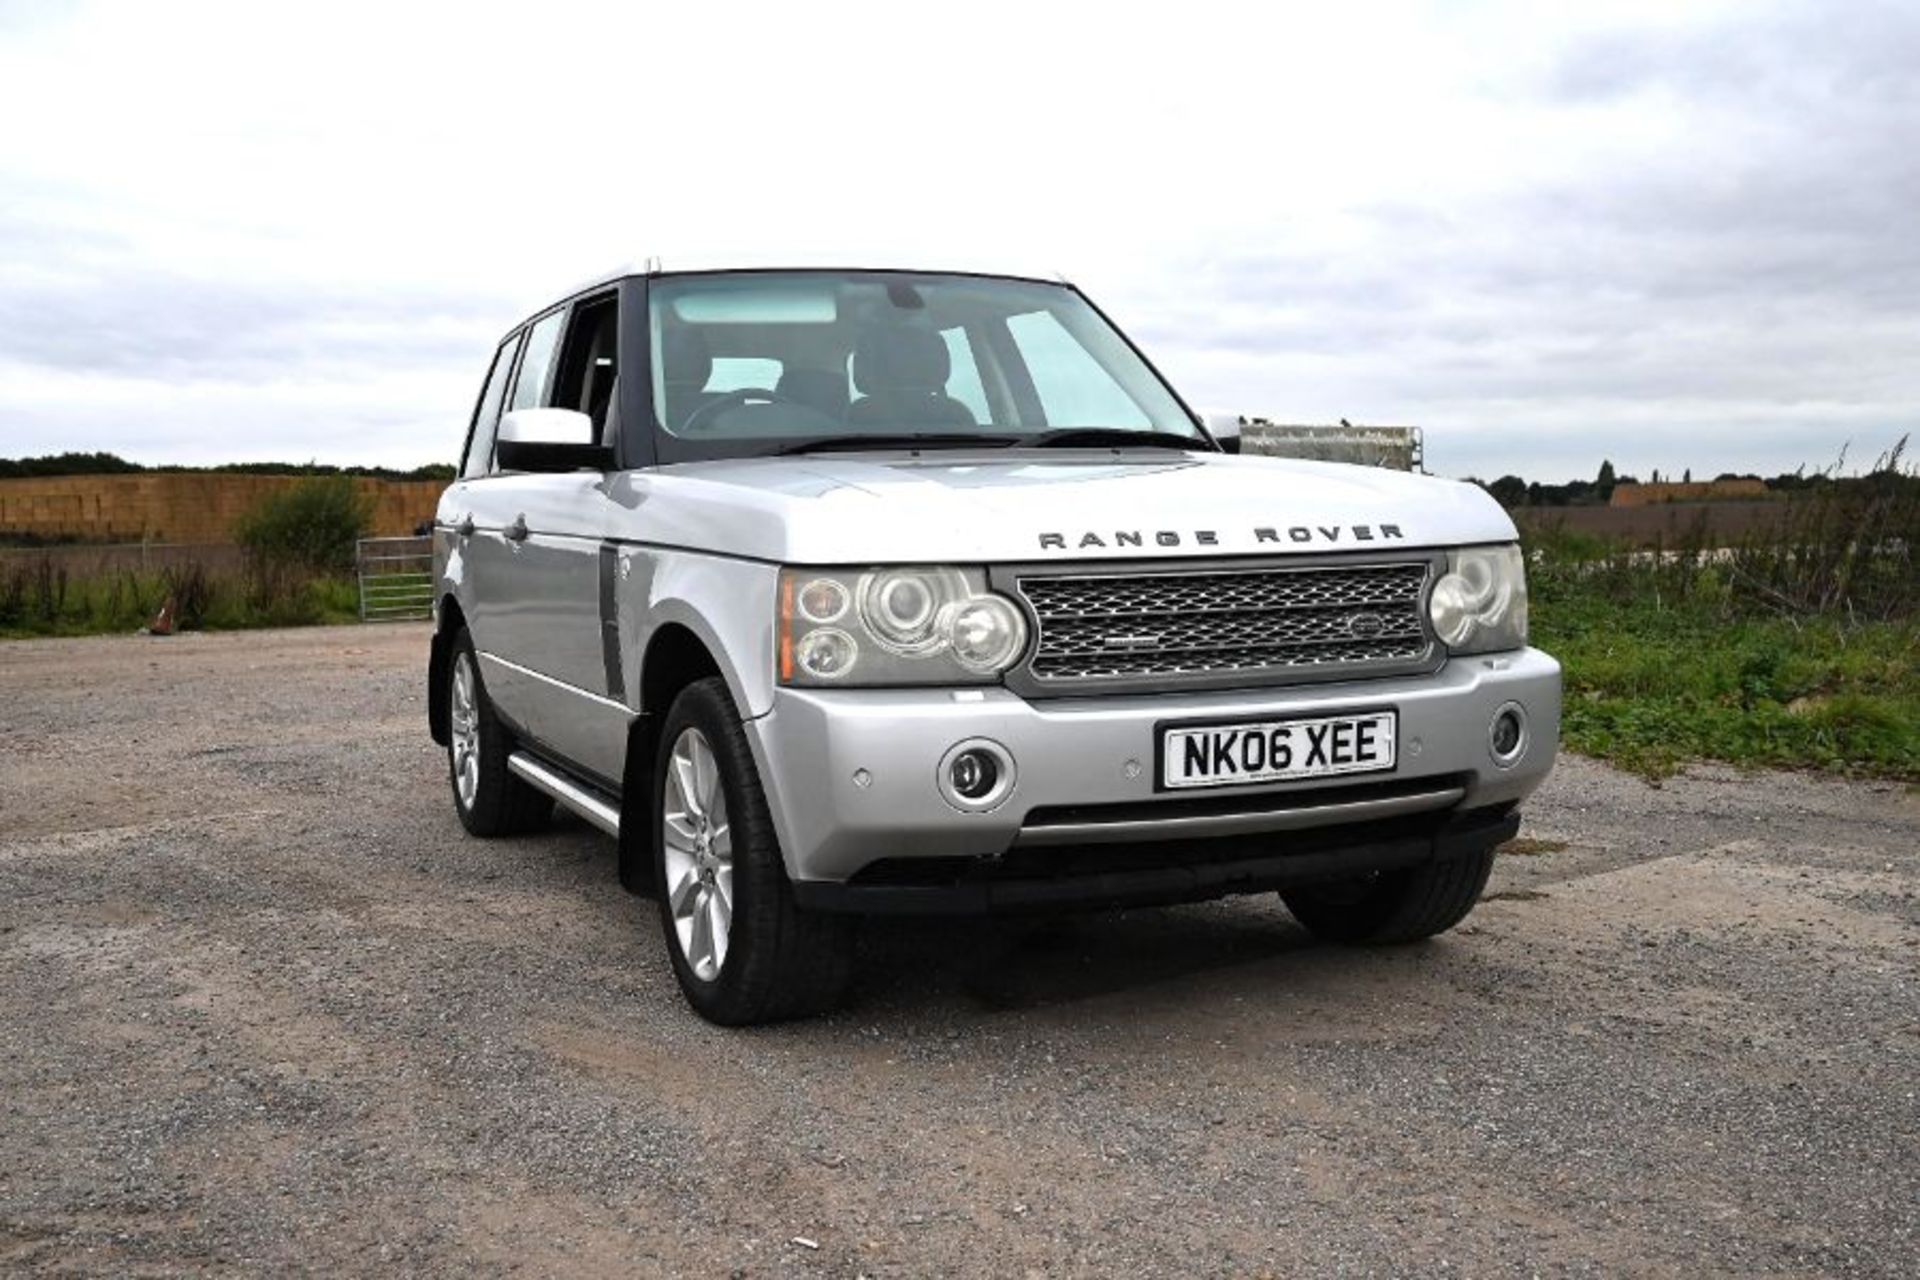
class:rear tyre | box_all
[445,629,552,837]
[1280,849,1496,945]
[654,677,854,1025]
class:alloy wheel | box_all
[661,727,734,981]
[449,652,481,809]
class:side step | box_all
[507,752,622,837]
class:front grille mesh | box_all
[1015,561,1434,685]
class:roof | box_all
[551,253,1071,311]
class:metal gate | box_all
[356,536,434,622]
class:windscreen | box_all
[647,271,1198,445]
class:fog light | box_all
[936,739,1015,812]
[1490,703,1527,767]
[951,749,998,799]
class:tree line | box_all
[0,452,455,483]
[1462,459,1876,510]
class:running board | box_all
[507,752,622,837]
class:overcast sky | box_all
[2,0,1914,481]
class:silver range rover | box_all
[428,262,1560,1024]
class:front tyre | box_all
[1280,848,1496,945]
[445,629,552,837]
[654,677,853,1025]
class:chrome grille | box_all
[1013,560,1435,687]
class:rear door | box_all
[460,307,564,742]
[441,328,523,710]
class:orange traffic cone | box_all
[149,594,177,636]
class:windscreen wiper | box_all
[1022,428,1214,451]
[772,432,1020,455]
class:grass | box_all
[1528,444,1917,781]
[0,475,376,638]
[0,558,360,638]
[1534,585,1917,780]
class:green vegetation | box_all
[1,471,381,635]
[1531,445,1918,780]
[1534,580,1916,780]
[2,472,405,636]
[0,557,359,637]
[235,475,372,574]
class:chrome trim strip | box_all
[478,650,635,716]
[507,752,623,837]
[1010,784,1465,847]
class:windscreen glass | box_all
[647,272,1197,443]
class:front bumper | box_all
[744,646,1560,886]
[790,805,1521,915]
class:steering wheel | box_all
[680,387,806,435]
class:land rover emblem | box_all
[1345,612,1387,639]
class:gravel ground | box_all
[2,624,1915,1276]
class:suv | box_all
[429,262,1559,1024]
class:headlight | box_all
[1430,544,1527,654]
[779,566,1030,686]
[857,568,966,656]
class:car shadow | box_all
[543,807,1412,1023]
[849,900,1328,1015]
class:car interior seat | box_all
[776,366,851,422]
[845,328,975,428]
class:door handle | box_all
[456,514,475,538]
[504,514,529,543]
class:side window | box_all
[509,310,565,413]
[940,326,990,424]
[460,335,519,479]
[1005,310,1151,429]
[550,295,620,433]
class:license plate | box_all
[1161,711,1397,790]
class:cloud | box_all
[1116,1,1920,479]
[0,0,1914,480]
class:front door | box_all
[476,294,631,786]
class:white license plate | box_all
[1161,711,1397,790]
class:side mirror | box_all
[1203,412,1243,455]
[495,409,615,472]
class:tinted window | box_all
[708,357,783,393]
[460,336,519,479]
[646,272,1194,447]
[940,326,990,424]
[550,295,620,432]
[509,310,565,412]
[1005,310,1152,429]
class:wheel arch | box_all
[427,594,468,746]
[618,621,725,892]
